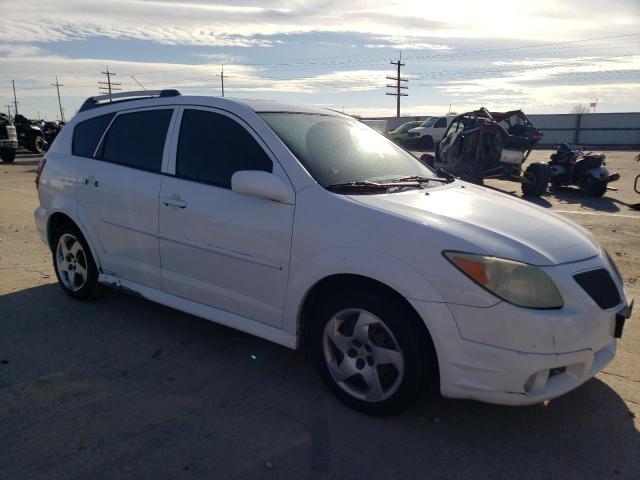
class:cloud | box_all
[1,0,638,46]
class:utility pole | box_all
[51,76,65,122]
[98,67,121,101]
[220,64,225,97]
[12,80,19,116]
[4,104,11,116]
[385,52,407,118]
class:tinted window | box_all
[176,109,272,188]
[435,117,447,128]
[72,113,114,157]
[101,109,172,172]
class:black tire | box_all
[581,176,607,197]
[29,135,45,154]
[0,148,16,163]
[52,222,99,301]
[522,162,550,197]
[421,135,434,150]
[308,288,434,416]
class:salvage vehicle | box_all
[406,115,454,148]
[35,90,632,415]
[41,120,64,148]
[548,143,620,197]
[0,113,18,163]
[14,114,46,154]
[387,120,422,145]
[423,108,548,196]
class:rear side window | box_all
[72,113,114,157]
[435,117,447,128]
[176,109,272,188]
[101,109,173,173]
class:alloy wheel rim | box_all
[322,308,404,402]
[55,233,88,292]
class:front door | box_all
[159,107,294,327]
[76,107,175,289]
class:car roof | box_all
[77,90,342,118]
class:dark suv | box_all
[14,114,46,154]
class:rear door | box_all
[76,107,176,289]
[158,107,294,327]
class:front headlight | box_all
[443,251,563,309]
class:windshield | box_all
[260,113,436,187]
[421,117,437,127]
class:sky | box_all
[0,0,639,120]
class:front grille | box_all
[574,268,621,309]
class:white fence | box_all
[361,112,640,147]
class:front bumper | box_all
[0,139,18,149]
[410,299,623,405]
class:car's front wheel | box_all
[309,288,433,415]
[52,223,99,300]
[0,148,16,163]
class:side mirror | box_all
[231,170,294,204]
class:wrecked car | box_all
[423,108,548,196]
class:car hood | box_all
[408,127,426,133]
[348,183,600,266]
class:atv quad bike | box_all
[422,108,547,196]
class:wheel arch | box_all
[46,210,102,271]
[297,273,440,383]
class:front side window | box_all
[72,113,115,158]
[100,109,172,172]
[435,117,447,128]
[260,113,435,187]
[176,109,272,188]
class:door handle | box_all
[81,175,99,187]
[162,196,187,209]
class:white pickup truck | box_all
[407,115,454,148]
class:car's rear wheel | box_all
[52,224,99,300]
[29,135,45,154]
[308,288,432,416]
[581,176,607,197]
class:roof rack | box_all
[78,89,181,113]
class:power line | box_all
[129,75,147,90]
[386,53,408,117]
[98,67,121,101]
[50,76,65,122]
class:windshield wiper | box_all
[325,181,392,192]
[390,175,453,184]
[325,180,424,193]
